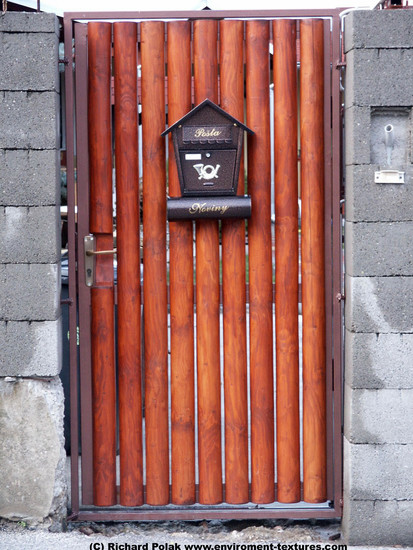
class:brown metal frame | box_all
[64,8,344,522]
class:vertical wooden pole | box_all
[89,23,113,237]
[141,21,169,505]
[220,20,249,505]
[300,19,327,504]
[167,21,196,505]
[114,22,143,507]
[246,20,275,504]
[193,19,222,505]
[273,19,301,504]
[88,22,117,506]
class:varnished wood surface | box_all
[273,19,301,504]
[246,20,275,504]
[167,21,196,505]
[114,22,143,507]
[141,21,169,505]
[220,20,249,505]
[88,23,113,235]
[91,280,116,506]
[88,23,117,507]
[300,19,327,504]
[85,16,330,511]
[193,19,223,505]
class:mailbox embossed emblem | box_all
[162,99,254,220]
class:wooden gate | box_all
[64,9,343,521]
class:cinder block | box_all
[346,48,413,108]
[345,330,413,389]
[0,91,59,149]
[345,275,413,333]
[0,12,59,34]
[0,263,60,321]
[344,385,413,444]
[343,437,413,500]
[345,9,413,52]
[0,377,66,521]
[0,319,62,377]
[345,164,413,222]
[345,221,413,277]
[342,498,413,546]
[0,33,58,92]
[0,206,60,263]
[0,150,60,207]
[344,106,371,165]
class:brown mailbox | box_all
[162,99,253,220]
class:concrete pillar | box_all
[343,9,413,545]
[0,12,66,524]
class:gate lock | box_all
[162,99,254,220]
[84,234,117,287]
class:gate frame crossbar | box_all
[64,8,344,522]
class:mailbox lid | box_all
[179,149,238,196]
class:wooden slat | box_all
[193,19,222,505]
[91,273,116,506]
[88,22,117,507]
[141,21,169,505]
[273,19,300,504]
[246,20,275,504]
[220,20,249,505]
[300,19,327,504]
[89,23,113,237]
[167,21,196,505]
[114,22,143,507]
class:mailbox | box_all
[162,99,253,220]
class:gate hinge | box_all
[336,292,345,302]
[61,297,73,306]
[336,60,346,69]
[59,57,69,65]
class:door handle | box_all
[86,249,117,256]
[84,235,117,287]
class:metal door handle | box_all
[86,248,117,256]
[84,235,116,287]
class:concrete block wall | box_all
[343,9,413,546]
[0,12,66,523]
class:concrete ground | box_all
[0,518,411,550]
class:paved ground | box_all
[0,519,411,550]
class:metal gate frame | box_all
[64,8,344,522]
